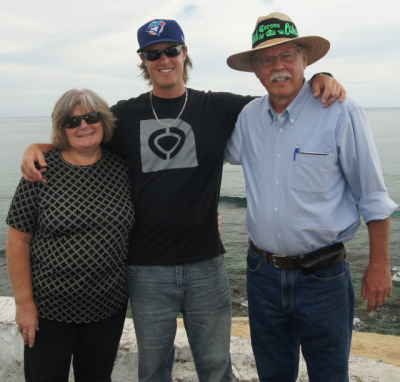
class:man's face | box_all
[140,42,187,94]
[252,43,307,107]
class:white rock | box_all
[392,271,400,283]
[353,317,363,329]
[0,297,24,382]
[230,337,258,381]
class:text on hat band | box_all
[252,18,298,48]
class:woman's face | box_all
[64,105,104,151]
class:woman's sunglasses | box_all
[141,45,183,61]
[63,111,101,129]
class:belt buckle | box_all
[271,254,284,269]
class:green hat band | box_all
[252,18,298,48]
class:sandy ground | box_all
[229,317,400,367]
[177,317,400,367]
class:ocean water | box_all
[0,109,399,334]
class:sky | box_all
[1,0,399,116]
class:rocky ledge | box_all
[1,297,399,381]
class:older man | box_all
[225,12,398,382]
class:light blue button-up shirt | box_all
[225,82,398,255]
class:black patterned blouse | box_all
[7,149,134,323]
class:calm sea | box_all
[1,109,399,334]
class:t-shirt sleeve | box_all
[211,92,255,134]
[6,178,40,233]
[103,130,127,159]
[224,107,246,164]
[105,100,130,159]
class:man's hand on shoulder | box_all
[21,143,51,183]
[310,73,346,107]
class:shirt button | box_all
[277,154,281,158]
[276,180,279,185]
[274,207,278,212]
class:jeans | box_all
[247,246,354,382]
[127,256,232,382]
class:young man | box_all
[225,12,398,382]
[22,18,346,382]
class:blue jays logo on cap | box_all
[147,20,166,36]
[137,18,185,52]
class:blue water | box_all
[0,110,399,333]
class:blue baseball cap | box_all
[137,19,185,52]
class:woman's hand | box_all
[16,301,39,348]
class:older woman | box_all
[6,89,134,382]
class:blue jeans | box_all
[127,256,232,382]
[247,246,354,382]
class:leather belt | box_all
[249,241,345,272]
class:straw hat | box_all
[227,12,330,72]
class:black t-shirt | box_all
[110,88,252,265]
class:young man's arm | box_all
[310,73,346,107]
[21,76,343,182]
[362,218,392,312]
[21,143,53,182]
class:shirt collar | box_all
[266,80,311,124]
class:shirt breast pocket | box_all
[290,152,332,192]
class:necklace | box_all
[149,88,188,128]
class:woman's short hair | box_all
[51,88,116,150]
[138,45,193,85]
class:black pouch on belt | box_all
[299,245,346,275]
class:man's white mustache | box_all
[270,71,292,82]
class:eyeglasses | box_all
[63,111,101,129]
[141,45,184,61]
[253,50,299,67]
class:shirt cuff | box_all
[359,191,399,223]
